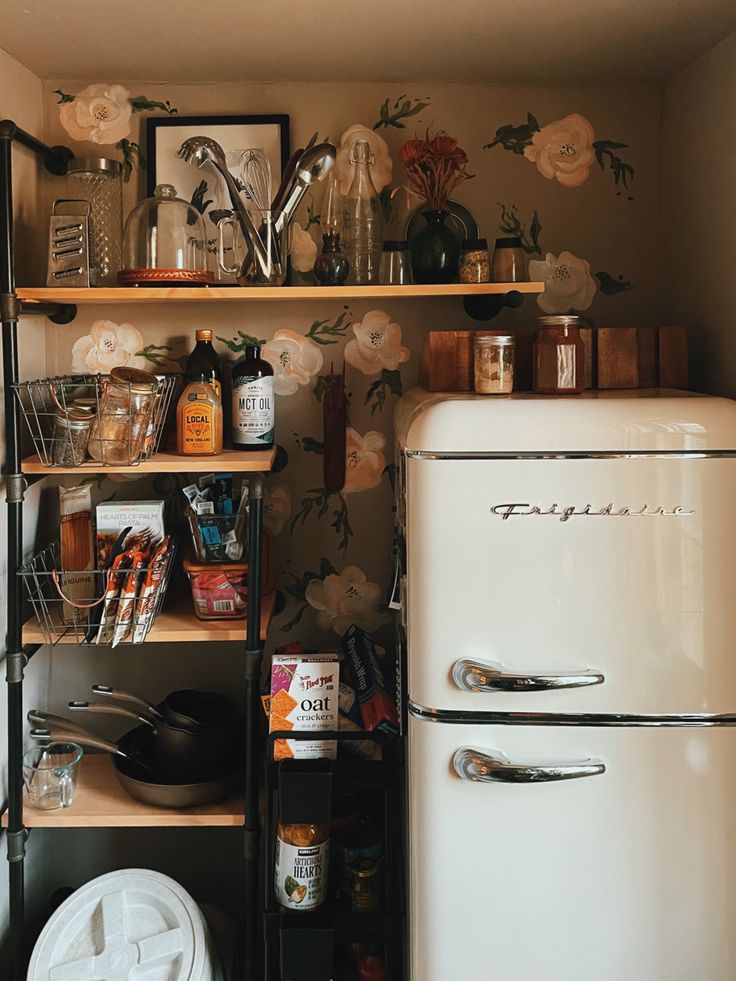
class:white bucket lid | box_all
[28,869,214,981]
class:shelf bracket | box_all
[463,289,526,321]
[6,829,28,864]
[21,300,78,324]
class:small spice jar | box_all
[379,240,411,285]
[474,334,516,395]
[491,237,527,283]
[52,410,93,467]
[533,315,586,394]
[458,238,491,284]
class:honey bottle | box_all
[176,380,223,456]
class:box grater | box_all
[46,199,92,286]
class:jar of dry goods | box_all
[458,238,491,284]
[474,334,516,395]
[87,366,158,465]
[52,410,93,467]
[533,315,585,394]
[491,236,526,283]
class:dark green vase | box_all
[410,209,460,284]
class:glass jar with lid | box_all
[533,315,586,394]
[118,184,213,286]
[52,410,94,467]
[474,334,516,394]
[64,157,123,287]
[87,366,159,465]
[459,238,491,284]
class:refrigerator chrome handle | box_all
[452,658,605,693]
[453,747,606,784]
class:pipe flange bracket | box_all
[248,474,265,499]
[0,291,21,322]
[5,474,27,504]
[6,829,28,863]
[6,650,28,684]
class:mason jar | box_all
[65,157,123,286]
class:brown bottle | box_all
[231,344,275,451]
[185,328,223,400]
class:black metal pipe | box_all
[0,119,72,175]
[1,126,26,981]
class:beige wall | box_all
[662,30,736,396]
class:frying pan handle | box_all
[68,700,156,729]
[30,727,121,755]
[28,709,93,737]
[91,685,163,720]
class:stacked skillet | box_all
[30,685,242,807]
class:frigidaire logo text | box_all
[490,503,696,522]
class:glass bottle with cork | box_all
[231,344,275,451]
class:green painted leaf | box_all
[301,436,324,455]
[484,114,540,154]
[373,95,431,130]
[216,332,265,353]
[129,96,178,115]
[54,89,74,104]
[595,271,633,295]
[365,368,403,415]
[313,375,329,402]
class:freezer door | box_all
[405,456,736,714]
[408,715,736,981]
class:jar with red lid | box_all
[532,315,586,394]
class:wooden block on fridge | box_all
[659,326,688,389]
[419,332,460,391]
[597,327,639,389]
[636,328,658,388]
[580,327,596,389]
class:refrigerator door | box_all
[405,456,736,715]
[408,715,736,981]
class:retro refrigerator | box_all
[394,388,736,981]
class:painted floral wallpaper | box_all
[38,79,662,651]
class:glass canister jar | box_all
[52,410,93,467]
[379,240,411,285]
[533,316,586,394]
[474,334,516,394]
[458,238,491,284]
[87,366,159,465]
[65,157,123,287]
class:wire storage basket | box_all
[19,541,176,646]
[13,371,179,467]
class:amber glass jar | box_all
[533,316,585,394]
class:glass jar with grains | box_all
[87,366,158,465]
[458,238,491,284]
[474,334,516,395]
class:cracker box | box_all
[270,654,339,760]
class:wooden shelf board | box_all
[1,756,244,828]
[17,283,544,304]
[22,591,276,646]
[21,447,276,475]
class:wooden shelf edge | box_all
[17,283,545,303]
[21,447,276,475]
[2,757,245,828]
[22,591,276,646]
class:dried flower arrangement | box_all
[399,130,474,210]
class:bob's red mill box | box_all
[269,654,339,760]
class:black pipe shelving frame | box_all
[1,119,269,979]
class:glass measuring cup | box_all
[22,743,83,810]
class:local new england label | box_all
[232,375,274,445]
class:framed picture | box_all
[146,114,290,283]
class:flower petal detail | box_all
[524,113,595,188]
[58,83,133,145]
[305,564,388,636]
[344,310,410,376]
[262,329,324,396]
[70,319,144,372]
[529,251,598,314]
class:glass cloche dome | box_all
[118,184,213,285]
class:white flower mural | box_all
[71,320,145,372]
[262,329,324,396]
[264,484,292,536]
[529,251,598,314]
[344,428,386,494]
[290,224,318,273]
[59,83,133,145]
[523,113,596,188]
[305,565,387,636]
[345,311,411,376]
[334,124,393,196]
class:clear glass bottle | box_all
[65,157,123,287]
[342,140,384,286]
